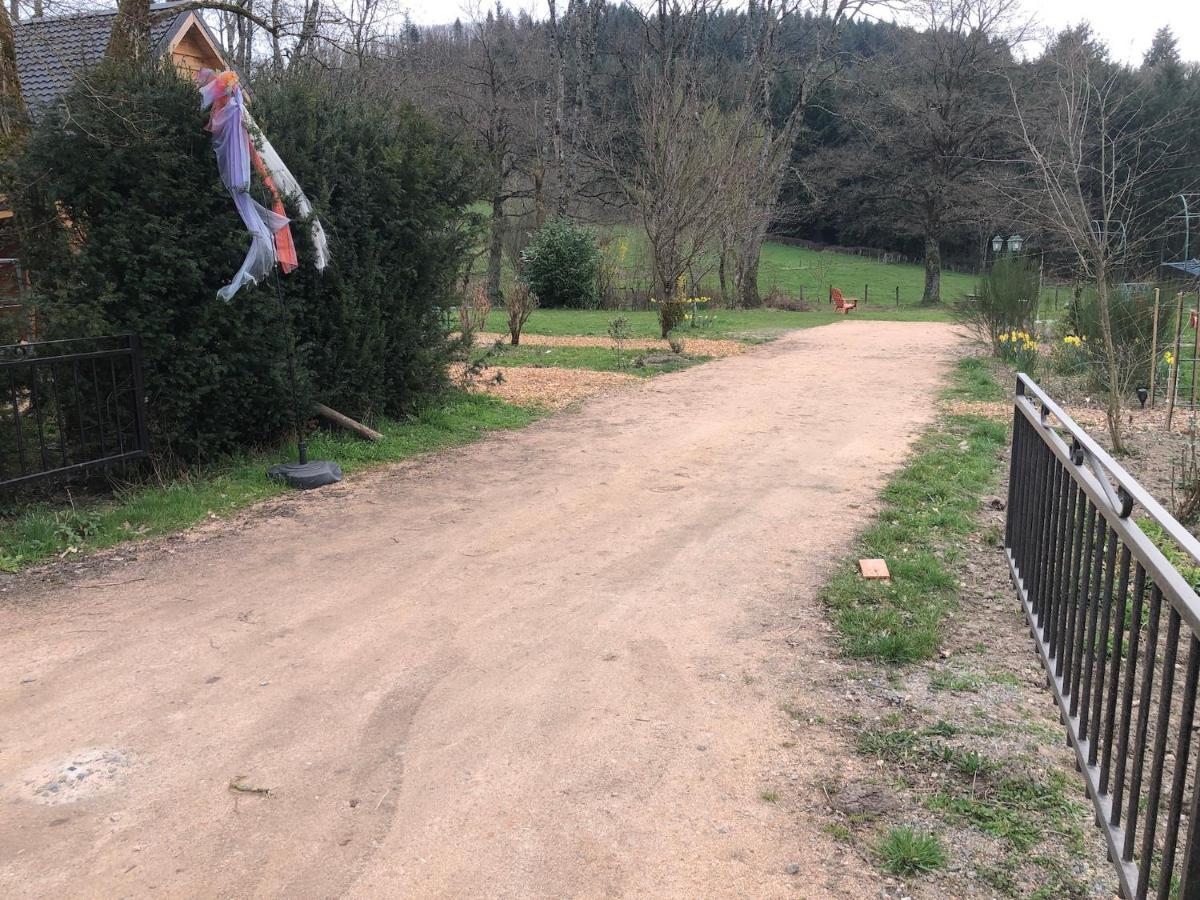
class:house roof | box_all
[14,3,207,122]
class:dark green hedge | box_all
[10,64,477,463]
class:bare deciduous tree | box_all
[1007,27,1184,451]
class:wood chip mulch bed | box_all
[452,364,639,410]
[474,332,746,358]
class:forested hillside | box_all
[366,1,1200,306]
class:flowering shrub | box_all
[1159,349,1176,390]
[997,329,1039,372]
[953,255,1040,352]
[1050,333,1089,376]
[651,275,690,337]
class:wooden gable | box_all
[165,13,227,78]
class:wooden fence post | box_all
[1169,292,1185,431]
[864,284,869,305]
[1150,287,1161,407]
[895,285,900,308]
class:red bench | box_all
[831,287,857,314]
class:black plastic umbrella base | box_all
[266,459,343,490]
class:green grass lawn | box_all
[0,394,539,572]
[754,241,977,306]
[475,216,978,310]
[597,227,977,306]
[485,305,951,343]
[481,342,709,376]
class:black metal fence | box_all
[1007,374,1200,899]
[1,335,149,490]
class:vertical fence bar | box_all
[1100,546,1133,793]
[1052,484,1081,661]
[1158,635,1200,899]
[1112,564,1148,827]
[1065,506,1099,694]
[1136,607,1182,898]
[1086,531,1120,764]
[1124,585,1164,863]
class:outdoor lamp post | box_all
[1009,234,1024,253]
[992,234,1004,254]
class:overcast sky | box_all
[402,0,1200,66]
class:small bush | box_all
[879,827,946,876]
[521,219,601,309]
[608,315,632,368]
[1066,285,1170,396]
[458,284,492,338]
[955,255,1040,353]
[654,275,689,338]
[505,282,538,346]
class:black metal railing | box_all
[1,335,149,490]
[1007,373,1200,899]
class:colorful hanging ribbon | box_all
[197,69,327,300]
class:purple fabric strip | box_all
[200,74,290,301]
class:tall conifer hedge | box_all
[11,64,476,462]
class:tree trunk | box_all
[0,3,27,144]
[1095,277,1125,453]
[270,0,283,70]
[486,194,504,307]
[921,233,942,305]
[718,247,729,305]
[736,231,764,308]
[107,0,151,62]
[532,162,546,230]
[548,0,567,216]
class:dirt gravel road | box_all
[1,321,962,899]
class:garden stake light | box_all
[1138,387,1148,408]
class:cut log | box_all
[312,402,382,442]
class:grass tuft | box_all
[879,826,947,876]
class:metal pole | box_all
[1150,287,1161,407]
[273,268,308,466]
[1168,292,1185,432]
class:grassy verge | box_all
[0,393,539,572]
[482,343,709,377]
[809,356,1113,896]
[483,306,951,342]
[821,357,1008,662]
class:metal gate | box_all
[1,335,149,490]
[1007,374,1200,899]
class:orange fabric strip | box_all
[248,138,299,273]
